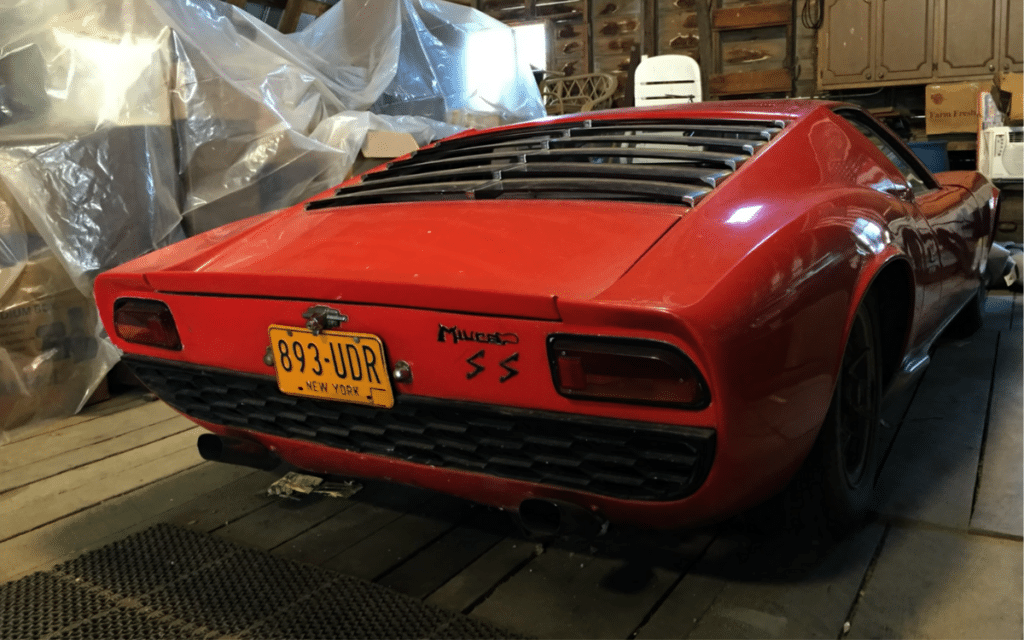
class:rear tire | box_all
[811,297,884,532]
[741,298,884,539]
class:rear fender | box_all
[841,240,913,391]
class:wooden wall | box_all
[794,7,817,96]
[229,0,820,98]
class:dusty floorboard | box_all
[0,293,1020,638]
[847,526,1023,639]
[970,298,1023,538]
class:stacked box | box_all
[0,184,111,436]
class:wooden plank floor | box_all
[1,293,1021,639]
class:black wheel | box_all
[814,298,884,531]
[739,298,883,539]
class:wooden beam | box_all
[709,68,792,95]
[277,0,304,33]
[643,0,657,57]
[695,0,713,100]
[713,3,791,30]
[626,42,640,106]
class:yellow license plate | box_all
[268,325,394,408]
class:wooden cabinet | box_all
[1003,0,1023,72]
[819,0,931,86]
[878,0,932,82]
[935,0,999,77]
[818,0,875,85]
[819,0,1022,90]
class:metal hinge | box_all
[302,305,348,335]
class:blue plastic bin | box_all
[907,141,950,174]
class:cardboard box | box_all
[1,175,120,435]
[1,252,103,433]
[448,110,503,130]
[926,82,985,135]
[339,130,423,183]
[361,130,419,159]
[992,72,1023,124]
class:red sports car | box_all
[95,100,997,533]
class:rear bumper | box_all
[126,356,725,528]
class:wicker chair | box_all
[540,73,617,115]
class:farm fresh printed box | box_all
[926,81,985,135]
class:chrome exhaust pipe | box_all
[518,498,606,538]
[197,434,280,471]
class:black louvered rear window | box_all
[307,117,787,210]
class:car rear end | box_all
[95,107,802,529]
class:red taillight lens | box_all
[113,299,181,350]
[548,336,708,408]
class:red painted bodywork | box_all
[94,101,997,529]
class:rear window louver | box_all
[307,117,786,210]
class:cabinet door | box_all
[1002,0,1023,72]
[876,0,932,81]
[818,0,875,85]
[935,0,999,76]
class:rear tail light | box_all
[113,298,182,350]
[548,336,708,408]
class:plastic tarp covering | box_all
[0,182,121,437]
[0,0,543,439]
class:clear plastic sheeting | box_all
[0,3,186,294]
[182,111,461,235]
[0,0,541,290]
[0,183,119,440]
[0,0,542,436]
[296,0,547,124]
[0,129,185,294]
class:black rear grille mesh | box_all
[307,117,785,209]
[127,359,714,502]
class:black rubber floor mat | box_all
[0,523,521,640]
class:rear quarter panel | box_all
[567,106,926,509]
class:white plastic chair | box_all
[634,55,702,106]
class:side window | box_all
[838,111,935,197]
